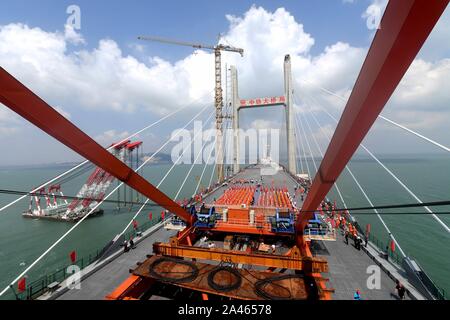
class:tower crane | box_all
[138,35,244,183]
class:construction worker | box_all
[356,236,362,250]
[395,280,406,300]
[123,240,129,253]
[344,230,349,245]
[129,238,136,249]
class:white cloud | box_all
[418,9,450,61]
[221,6,315,98]
[298,41,365,92]
[0,4,449,165]
[94,130,131,147]
[250,119,278,130]
[54,106,71,120]
[362,0,388,22]
[64,24,85,45]
[0,106,20,136]
[0,126,18,136]
[392,59,450,113]
[0,23,213,116]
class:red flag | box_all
[148,212,153,220]
[390,240,396,252]
[366,224,371,235]
[133,220,138,230]
[17,277,26,293]
[70,250,77,263]
[161,211,165,220]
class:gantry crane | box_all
[138,35,244,183]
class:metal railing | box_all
[331,216,446,300]
[366,232,403,266]
[304,227,337,241]
[365,231,446,300]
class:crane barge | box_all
[22,140,143,221]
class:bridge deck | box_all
[55,164,410,300]
[56,227,177,300]
[311,234,410,300]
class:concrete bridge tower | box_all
[231,54,297,176]
[231,66,240,175]
[284,55,297,175]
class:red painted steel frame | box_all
[0,68,194,226]
[298,1,448,238]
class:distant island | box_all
[141,152,172,165]
[0,152,174,170]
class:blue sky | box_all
[0,1,449,166]
[0,0,374,59]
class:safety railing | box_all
[365,231,446,300]
[216,217,269,228]
[163,216,186,230]
[303,228,337,241]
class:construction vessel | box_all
[0,1,448,301]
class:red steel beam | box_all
[298,1,448,238]
[0,68,194,226]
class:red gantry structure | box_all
[23,139,144,221]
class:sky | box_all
[0,0,449,166]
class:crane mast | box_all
[214,49,225,183]
[138,35,243,183]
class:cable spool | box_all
[207,266,242,292]
[148,257,199,283]
[254,274,318,300]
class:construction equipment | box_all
[137,35,244,183]
[22,140,143,221]
[269,209,295,234]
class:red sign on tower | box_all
[239,96,286,108]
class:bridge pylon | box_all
[284,55,297,176]
[231,66,240,175]
[230,54,297,176]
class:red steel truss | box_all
[297,0,449,244]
